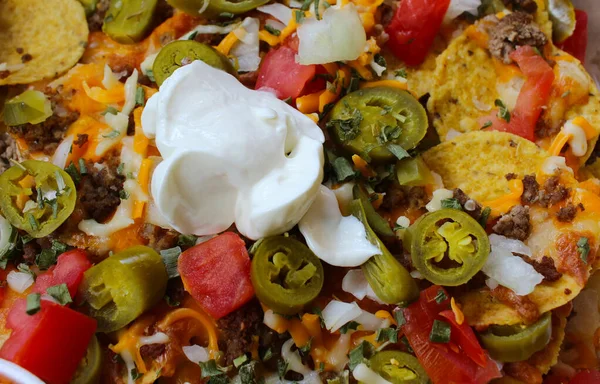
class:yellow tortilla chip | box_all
[0,0,88,85]
[422,131,547,201]
[528,309,567,375]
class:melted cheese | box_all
[482,179,524,217]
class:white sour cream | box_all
[142,61,325,240]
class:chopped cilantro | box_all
[78,158,87,175]
[386,143,410,161]
[479,207,491,227]
[160,246,182,279]
[233,354,249,368]
[348,341,375,370]
[239,361,258,384]
[119,190,130,200]
[101,106,118,116]
[495,99,511,122]
[326,108,363,142]
[164,294,180,307]
[146,69,156,83]
[131,368,142,381]
[36,249,58,270]
[295,10,305,23]
[26,293,41,315]
[18,263,35,279]
[64,162,81,184]
[102,130,121,139]
[178,234,197,248]
[277,358,289,379]
[394,308,406,327]
[429,319,451,343]
[577,237,590,264]
[46,283,72,305]
[219,12,235,18]
[339,321,359,334]
[482,120,493,129]
[375,327,398,343]
[116,162,125,175]
[264,25,281,36]
[373,53,386,68]
[260,347,273,362]
[400,335,414,353]
[441,198,463,210]
[395,68,407,78]
[331,156,357,183]
[301,0,314,10]
[312,307,326,327]
[27,214,39,232]
[299,338,313,354]
[199,360,226,378]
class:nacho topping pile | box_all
[0,0,598,383]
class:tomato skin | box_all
[484,46,554,141]
[34,249,91,298]
[178,232,255,319]
[0,300,96,384]
[570,370,600,384]
[385,0,450,66]
[403,286,501,384]
[255,46,317,100]
[557,10,588,63]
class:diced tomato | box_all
[557,10,588,63]
[255,46,317,100]
[570,370,600,384]
[0,299,96,384]
[385,0,450,66]
[33,249,91,298]
[178,232,254,319]
[484,46,555,141]
[403,286,501,384]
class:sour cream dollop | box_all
[142,61,325,239]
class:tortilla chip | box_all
[0,0,88,85]
[528,309,568,375]
[427,19,600,165]
[422,131,547,201]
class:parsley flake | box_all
[46,283,72,305]
[264,25,281,36]
[26,293,41,315]
[495,99,511,122]
[160,246,182,279]
[375,327,398,343]
[434,289,448,304]
[429,319,451,343]
[441,198,463,210]
[339,321,359,334]
[577,237,590,264]
[348,341,375,370]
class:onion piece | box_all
[296,4,366,65]
[443,0,481,24]
[231,18,261,72]
[102,64,120,90]
[183,345,210,364]
[341,269,384,303]
[258,3,293,24]
[321,300,362,332]
[488,234,532,257]
[482,245,543,295]
[51,135,74,169]
[353,363,393,384]
[7,271,34,293]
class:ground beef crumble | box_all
[502,0,538,13]
[521,174,539,205]
[522,255,563,282]
[488,12,548,64]
[492,205,531,241]
[217,300,263,366]
[0,133,19,174]
[538,176,569,207]
[556,203,579,222]
[140,224,179,251]
[453,188,482,220]
[78,159,124,223]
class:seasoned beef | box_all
[502,0,538,13]
[22,242,40,265]
[522,255,562,282]
[239,71,259,89]
[538,176,569,207]
[86,0,110,32]
[140,224,179,251]
[490,285,539,323]
[492,205,531,241]
[488,12,548,64]
[380,182,406,211]
[407,187,428,209]
[536,118,560,138]
[521,174,539,205]
[79,160,124,223]
[505,173,517,180]
[0,133,19,174]
[140,343,166,360]
[217,300,263,366]
[556,203,578,223]
[74,133,89,148]
[8,93,79,155]
[453,188,482,220]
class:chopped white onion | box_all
[354,311,386,331]
[288,0,303,8]
[445,128,463,141]
[52,135,74,169]
[341,269,384,303]
[488,234,532,257]
[231,18,261,72]
[139,332,169,346]
[482,245,543,296]
[485,277,499,290]
[321,300,362,332]
[265,19,287,32]
[443,0,481,24]
[296,5,366,65]
[281,339,312,376]
[425,188,454,212]
[121,69,139,116]
[370,58,386,77]
[258,3,293,24]
[410,270,423,279]
[541,156,574,175]
[198,0,210,13]
[7,271,34,293]
[183,345,210,364]
[353,363,393,384]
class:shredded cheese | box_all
[215,31,239,56]
[158,308,220,356]
[450,297,464,325]
[482,179,524,217]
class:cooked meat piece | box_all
[556,203,578,222]
[140,343,166,360]
[453,188,482,220]
[521,174,539,205]
[538,176,569,207]
[522,255,562,282]
[78,160,124,223]
[140,224,179,251]
[407,187,428,209]
[502,0,538,13]
[505,173,517,180]
[239,71,259,89]
[488,12,548,64]
[536,118,560,138]
[74,133,89,148]
[8,93,79,155]
[492,205,531,241]
[217,300,263,366]
[22,242,40,265]
[380,182,406,211]
[86,0,110,32]
[0,133,19,174]
[490,285,539,324]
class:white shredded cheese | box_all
[425,188,454,212]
